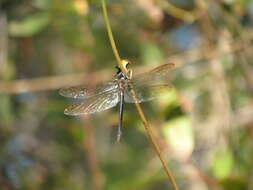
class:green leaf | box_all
[212,149,234,179]
[9,12,50,37]
[140,42,164,66]
[163,117,194,159]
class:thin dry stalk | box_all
[196,0,232,140]
[82,116,105,190]
[156,0,196,22]
[130,89,180,190]
[0,13,8,75]
[0,35,253,94]
[186,160,224,190]
[101,0,180,189]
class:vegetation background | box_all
[0,0,253,189]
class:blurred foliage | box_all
[0,0,253,190]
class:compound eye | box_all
[126,61,130,69]
[120,59,131,71]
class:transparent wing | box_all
[64,90,119,115]
[59,81,118,99]
[124,63,174,103]
[130,63,175,86]
[124,84,172,103]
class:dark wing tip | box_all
[59,87,79,98]
[148,62,175,74]
[63,104,91,116]
[64,107,80,116]
[59,88,68,97]
[64,107,73,115]
[165,62,175,67]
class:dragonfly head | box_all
[120,59,132,76]
[116,59,132,79]
[120,59,130,71]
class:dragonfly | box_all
[59,60,174,141]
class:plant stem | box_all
[130,89,180,190]
[100,0,180,189]
[156,0,196,22]
[101,0,121,65]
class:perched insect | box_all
[59,60,174,141]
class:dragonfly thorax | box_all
[115,66,130,80]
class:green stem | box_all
[101,0,121,65]
[100,1,180,189]
[130,89,180,190]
